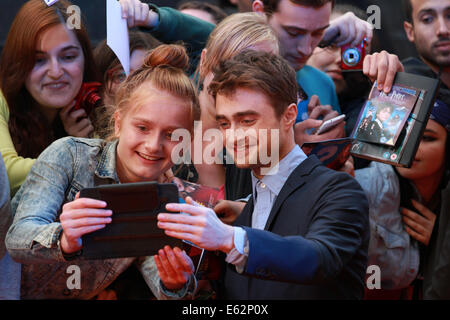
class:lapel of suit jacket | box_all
[263,155,322,231]
[232,193,254,228]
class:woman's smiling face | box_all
[25,23,85,111]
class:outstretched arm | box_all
[158,174,369,285]
[119,0,215,75]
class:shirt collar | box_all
[251,144,307,197]
[95,139,120,182]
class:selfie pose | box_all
[158,50,370,300]
[6,44,200,300]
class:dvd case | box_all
[350,72,439,167]
[353,83,419,146]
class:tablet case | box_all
[80,182,184,260]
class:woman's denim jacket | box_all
[6,137,194,299]
[355,161,419,289]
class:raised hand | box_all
[363,51,404,93]
[154,246,195,291]
[60,103,94,137]
[118,0,158,28]
[402,199,436,246]
[323,11,373,48]
[294,95,345,145]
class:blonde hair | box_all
[199,12,279,82]
[102,44,200,139]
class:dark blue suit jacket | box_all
[224,156,370,299]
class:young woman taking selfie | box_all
[6,44,200,300]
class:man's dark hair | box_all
[178,1,228,24]
[208,50,299,118]
[376,103,394,116]
[403,0,413,23]
[261,0,335,15]
[333,4,366,20]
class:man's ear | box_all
[283,103,298,129]
[403,21,415,43]
[114,111,121,138]
[253,0,265,14]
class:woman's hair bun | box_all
[143,44,189,71]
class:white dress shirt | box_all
[225,145,307,271]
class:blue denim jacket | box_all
[6,137,193,299]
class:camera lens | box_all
[342,48,361,67]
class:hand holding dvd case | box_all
[350,72,439,167]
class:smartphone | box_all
[316,114,346,135]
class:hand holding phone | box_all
[316,114,346,135]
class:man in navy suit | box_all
[157,50,370,299]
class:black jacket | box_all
[423,180,450,299]
[224,156,370,299]
[402,57,450,106]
